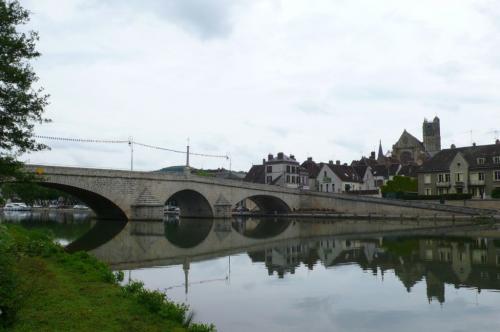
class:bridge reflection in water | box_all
[66,216,500,305]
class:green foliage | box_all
[0,225,217,331]
[0,226,19,328]
[193,170,215,177]
[0,0,49,182]
[492,187,500,199]
[123,281,216,331]
[382,238,419,257]
[381,176,418,194]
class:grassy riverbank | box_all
[0,225,215,332]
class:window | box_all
[286,175,290,183]
[445,174,450,182]
[479,172,485,181]
[320,184,323,191]
[291,166,296,173]
[326,183,329,192]
[494,156,500,164]
[266,176,272,184]
[477,158,486,165]
[286,165,291,173]
[424,174,431,184]
[425,188,432,195]
[266,165,272,173]
[438,174,444,182]
[495,171,500,181]
[324,171,327,177]
[291,176,295,184]
[455,173,464,182]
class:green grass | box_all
[0,225,215,332]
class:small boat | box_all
[164,205,180,214]
[73,204,90,210]
[3,202,32,211]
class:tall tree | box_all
[0,0,49,181]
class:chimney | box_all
[451,144,456,149]
[307,157,312,162]
[370,151,375,159]
[329,160,333,165]
[290,154,295,160]
[268,154,273,161]
[277,152,284,159]
[336,160,341,165]
[472,142,476,147]
[496,139,500,145]
[263,159,266,165]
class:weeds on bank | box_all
[0,225,215,332]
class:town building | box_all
[246,152,309,189]
[417,141,500,198]
[300,157,322,191]
[317,161,363,193]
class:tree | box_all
[0,0,49,182]
[381,176,418,195]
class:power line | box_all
[34,135,128,144]
[34,134,229,159]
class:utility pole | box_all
[186,138,190,168]
[128,137,134,171]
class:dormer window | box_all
[477,158,486,165]
[494,156,500,164]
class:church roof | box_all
[393,130,425,150]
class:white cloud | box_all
[20,0,500,171]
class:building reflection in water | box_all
[247,234,500,304]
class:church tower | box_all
[423,116,441,155]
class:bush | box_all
[381,176,418,195]
[123,281,216,331]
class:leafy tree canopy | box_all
[381,176,418,194]
[0,0,49,182]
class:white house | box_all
[317,161,363,193]
[263,152,309,189]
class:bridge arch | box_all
[166,189,213,218]
[164,218,214,248]
[232,218,291,239]
[238,194,291,214]
[39,182,128,220]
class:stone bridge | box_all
[25,165,498,221]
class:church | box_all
[390,117,442,165]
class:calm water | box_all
[3,211,500,332]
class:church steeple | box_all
[377,140,384,162]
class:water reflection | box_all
[6,212,500,331]
[0,209,94,245]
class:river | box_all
[2,211,500,332]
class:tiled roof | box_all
[398,164,419,177]
[353,165,368,178]
[301,159,321,178]
[419,143,500,172]
[372,165,389,178]
[388,163,401,176]
[326,164,363,183]
[244,165,265,183]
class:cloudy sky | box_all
[21,0,500,171]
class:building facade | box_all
[317,161,363,193]
[418,141,500,198]
[262,152,309,189]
